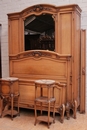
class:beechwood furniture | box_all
[0,77,20,119]
[34,79,56,128]
[7,4,86,122]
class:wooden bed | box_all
[9,50,74,122]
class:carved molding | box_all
[33,5,44,12]
[9,50,71,61]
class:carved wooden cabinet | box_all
[7,4,86,119]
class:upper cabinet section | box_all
[8,4,82,55]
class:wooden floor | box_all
[0,108,87,130]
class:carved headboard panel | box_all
[9,50,72,112]
[9,50,71,83]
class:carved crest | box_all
[33,5,43,12]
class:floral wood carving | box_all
[33,5,43,12]
[9,51,71,61]
[33,5,51,12]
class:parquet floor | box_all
[0,108,87,130]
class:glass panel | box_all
[24,14,55,51]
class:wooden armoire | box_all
[7,4,86,121]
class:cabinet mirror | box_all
[24,14,55,51]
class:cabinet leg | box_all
[72,100,77,119]
[65,102,70,120]
[59,104,65,123]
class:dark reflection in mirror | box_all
[24,14,55,51]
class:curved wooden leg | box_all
[59,104,65,123]
[72,100,77,119]
[65,102,70,120]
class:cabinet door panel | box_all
[58,12,72,54]
[9,19,19,54]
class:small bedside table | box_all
[34,79,56,128]
[0,77,20,120]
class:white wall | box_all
[0,0,87,110]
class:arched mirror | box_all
[24,13,55,51]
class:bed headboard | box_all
[9,50,71,83]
